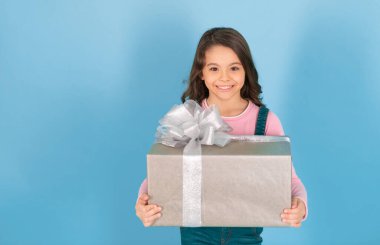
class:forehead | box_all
[204,45,241,65]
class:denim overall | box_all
[180,106,269,245]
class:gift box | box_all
[147,136,292,227]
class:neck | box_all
[206,97,249,117]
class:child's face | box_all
[201,45,245,103]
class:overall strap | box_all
[255,106,269,136]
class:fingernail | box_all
[281,214,285,218]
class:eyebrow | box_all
[206,62,242,67]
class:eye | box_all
[209,67,218,72]
[231,66,240,71]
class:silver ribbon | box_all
[155,100,232,226]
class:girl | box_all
[135,27,308,244]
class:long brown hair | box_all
[181,27,263,107]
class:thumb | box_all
[291,198,298,209]
[138,193,149,205]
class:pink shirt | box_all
[138,99,308,219]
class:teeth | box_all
[217,85,233,89]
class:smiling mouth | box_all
[216,85,234,91]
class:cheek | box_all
[203,73,218,83]
[231,73,245,83]
[203,79,213,89]
[239,72,246,83]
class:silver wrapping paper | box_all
[147,137,292,227]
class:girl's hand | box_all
[281,197,306,227]
[135,193,162,227]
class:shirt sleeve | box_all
[266,111,308,220]
[138,178,148,198]
[265,111,285,136]
[291,166,309,220]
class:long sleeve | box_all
[291,166,308,220]
[138,178,148,198]
[266,111,308,220]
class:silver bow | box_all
[155,100,232,226]
[156,100,232,149]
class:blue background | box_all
[1,0,379,244]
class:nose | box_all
[219,69,230,82]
